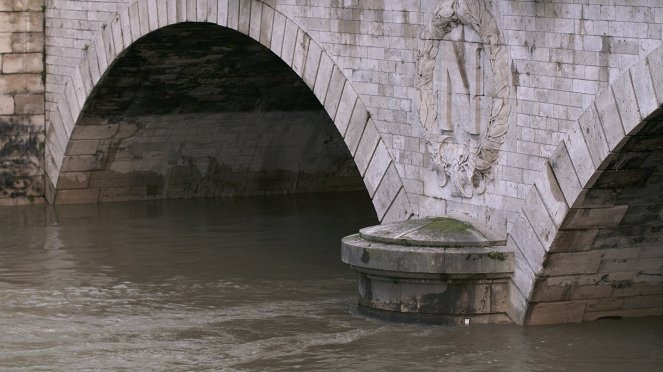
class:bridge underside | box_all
[52,23,364,203]
[524,110,663,324]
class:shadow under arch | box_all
[45,0,412,222]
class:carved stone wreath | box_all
[416,0,512,198]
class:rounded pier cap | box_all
[342,217,513,276]
[359,217,506,248]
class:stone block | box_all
[594,87,626,152]
[611,73,641,135]
[291,30,309,76]
[55,188,100,204]
[507,277,529,325]
[312,53,333,105]
[372,163,402,220]
[99,186,134,202]
[334,83,358,135]
[509,213,546,273]
[63,83,80,125]
[531,276,576,302]
[57,171,90,189]
[216,0,228,26]
[71,68,89,108]
[526,301,586,325]
[585,297,624,312]
[128,2,141,41]
[165,0,176,25]
[534,162,568,227]
[156,0,168,28]
[13,0,43,11]
[65,140,100,156]
[147,0,159,31]
[571,283,613,300]
[573,188,620,208]
[93,35,108,77]
[354,118,380,176]
[101,25,115,67]
[119,7,133,47]
[302,41,321,90]
[344,102,369,156]
[248,0,261,41]
[0,12,42,33]
[0,33,11,53]
[630,59,658,121]
[647,46,663,106]
[61,154,105,172]
[542,251,602,277]
[71,125,119,140]
[270,11,285,56]
[258,4,273,48]
[280,19,298,66]
[549,142,582,206]
[363,140,391,197]
[592,168,652,189]
[237,0,251,35]
[323,66,345,121]
[186,0,196,22]
[381,188,412,223]
[523,186,557,250]
[227,0,239,30]
[600,257,663,274]
[10,32,43,53]
[0,73,42,94]
[14,93,43,114]
[85,44,101,86]
[0,94,13,115]
[564,121,596,187]
[561,206,628,229]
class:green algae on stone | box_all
[487,251,507,261]
[425,217,475,233]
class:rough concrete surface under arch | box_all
[55,23,365,203]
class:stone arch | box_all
[44,0,412,223]
[508,44,663,325]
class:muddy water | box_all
[0,193,662,371]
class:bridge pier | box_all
[342,217,513,324]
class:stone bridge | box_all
[1,0,661,324]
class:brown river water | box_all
[0,192,662,371]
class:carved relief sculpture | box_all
[416,0,512,198]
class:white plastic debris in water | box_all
[464,318,470,325]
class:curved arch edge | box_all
[45,0,413,222]
[507,42,663,325]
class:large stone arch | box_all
[44,0,412,223]
[508,44,663,325]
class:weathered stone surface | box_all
[561,206,628,229]
[534,163,568,227]
[594,87,626,152]
[343,216,512,323]
[526,301,586,325]
[2,0,663,325]
[549,142,582,205]
[541,251,603,276]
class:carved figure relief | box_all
[416,0,512,198]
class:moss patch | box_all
[425,217,475,234]
[487,251,506,261]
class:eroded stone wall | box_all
[0,0,45,204]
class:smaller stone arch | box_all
[45,0,413,222]
[508,44,663,325]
